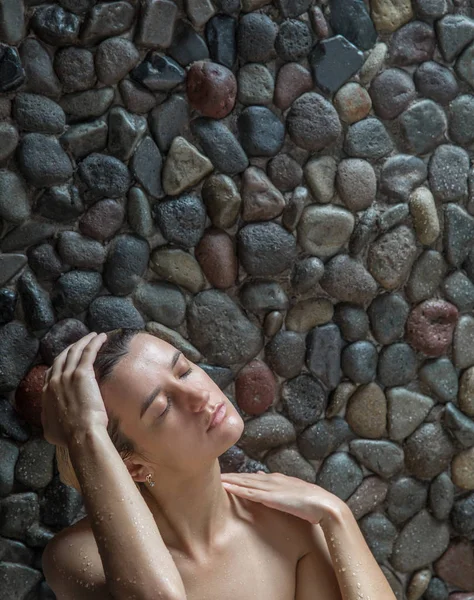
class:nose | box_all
[181,382,211,412]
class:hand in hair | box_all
[41,332,109,448]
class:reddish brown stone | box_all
[435,540,474,592]
[274,63,313,112]
[15,364,49,428]
[406,299,459,357]
[309,6,329,39]
[79,198,124,241]
[235,359,276,416]
[186,61,236,119]
[195,227,238,289]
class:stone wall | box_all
[0,0,474,598]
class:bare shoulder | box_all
[42,515,109,599]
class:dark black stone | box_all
[13,93,66,134]
[87,296,145,331]
[0,289,17,327]
[52,270,103,318]
[0,492,39,540]
[131,136,163,199]
[237,13,278,63]
[0,396,30,442]
[0,537,34,564]
[81,1,135,45]
[390,20,435,65]
[341,340,378,383]
[0,562,42,600]
[378,343,417,387]
[306,324,342,390]
[0,44,25,92]
[41,475,83,528]
[276,0,311,17]
[281,373,326,432]
[78,153,130,198]
[424,577,449,600]
[368,293,409,345]
[265,330,305,378]
[239,281,288,314]
[298,417,355,460]
[333,303,369,341]
[238,106,285,157]
[436,14,474,62]
[206,15,237,70]
[0,322,39,393]
[28,243,66,282]
[219,445,246,472]
[150,95,189,153]
[103,234,150,296]
[329,0,377,51]
[310,35,364,94]
[40,318,90,365]
[237,222,297,275]
[275,19,313,61]
[191,117,248,175]
[19,133,73,188]
[414,61,459,105]
[168,21,209,66]
[399,100,447,155]
[131,52,185,92]
[369,68,416,120]
[59,0,97,13]
[19,38,60,97]
[17,271,55,334]
[31,5,80,46]
[451,492,474,538]
[153,194,206,248]
[36,185,84,221]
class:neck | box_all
[141,459,233,559]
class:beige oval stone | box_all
[286,298,334,332]
[410,186,440,245]
[360,42,388,85]
[327,381,357,418]
[346,382,387,439]
[452,446,474,490]
[297,204,355,258]
[459,366,474,417]
[264,310,284,337]
[304,155,337,203]
[162,136,213,196]
[371,0,413,33]
[150,247,205,293]
[334,82,372,124]
[407,569,431,600]
[201,173,241,228]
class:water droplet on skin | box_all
[342,567,346,572]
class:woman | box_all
[41,329,396,600]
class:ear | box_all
[123,456,150,484]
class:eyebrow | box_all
[140,350,182,419]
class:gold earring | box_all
[146,473,155,487]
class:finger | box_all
[76,332,108,370]
[221,482,264,500]
[52,332,97,379]
[63,332,100,374]
[220,474,272,490]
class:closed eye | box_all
[157,368,193,420]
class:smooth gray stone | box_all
[150,95,189,153]
[341,341,377,384]
[316,452,363,501]
[0,492,39,539]
[444,402,474,447]
[15,438,55,490]
[404,423,455,479]
[131,136,163,199]
[429,472,454,521]
[60,119,108,159]
[359,513,397,562]
[87,296,145,332]
[240,281,289,314]
[19,38,61,97]
[0,562,42,600]
[349,439,404,478]
[386,476,428,524]
[0,439,19,496]
[306,324,342,390]
[103,234,150,296]
[333,303,369,341]
[133,281,185,328]
[0,322,39,393]
[0,254,26,287]
[368,293,409,345]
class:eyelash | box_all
[159,368,193,419]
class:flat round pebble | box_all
[297,205,354,258]
[186,60,236,119]
[237,13,277,63]
[370,68,416,119]
[238,106,284,157]
[346,382,386,437]
[54,47,96,93]
[265,330,305,378]
[275,19,312,61]
[333,82,372,124]
[380,154,427,202]
[237,222,297,275]
[235,359,275,416]
[399,100,447,155]
[414,61,458,105]
[378,342,417,387]
[344,117,393,159]
[237,63,274,105]
[287,92,342,151]
[336,159,376,212]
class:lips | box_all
[207,402,225,430]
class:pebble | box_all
[0,396,30,442]
[444,204,474,267]
[237,13,277,62]
[407,250,447,303]
[350,439,404,478]
[0,170,30,224]
[344,117,393,159]
[95,37,140,85]
[0,289,17,327]
[195,228,237,289]
[329,0,377,51]
[14,93,65,135]
[429,472,454,521]
[79,152,130,199]
[337,159,376,211]
[133,281,185,328]
[131,136,163,199]
[19,38,60,97]
[436,14,474,62]
[238,106,285,157]
[453,315,474,369]
[287,92,341,151]
[187,61,236,119]
[87,296,145,332]
[333,82,372,124]
[238,413,295,456]
[445,402,474,448]
[54,47,95,93]
[241,166,285,221]
[306,323,342,390]
[297,205,354,258]
[286,298,334,332]
[108,107,146,162]
[414,61,458,105]
[405,423,455,479]
[1,223,56,253]
[168,21,209,66]
[387,388,434,441]
[435,539,474,593]
[400,100,447,155]
[380,154,427,202]
[238,63,273,105]
[419,358,457,404]
[54,270,101,321]
[135,0,177,48]
[290,256,324,294]
[28,243,65,282]
[0,0,24,45]
[237,222,297,275]
[57,231,106,270]
[80,198,124,241]
[299,416,355,461]
[81,1,135,45]
[309,6,329,39]
[219,445,245,473]
[15,438,55,490]
[0,322,39,393]
[359,42,388,85]
[40,319,90,365]
[40,475,82,529]
[316,452,363,501]
[390,20,435,65]
[368,293,409,345]
[333,303,370,341]
[346,382,386,437]
[104,234,149,296]
[265,447,315,483]
[146,323,201,363]
[282,186,307,231]
[371,0,413,32]
[0,495,38,539]
[191,117,248,175]
[0,254,26,287]
[31,5,80,46]
[267,154,302,191]
[449,95,474,146]
[150,95,189,153]
[0,439,19,496]
[460,366,474,416]
[60,119,108,160]
[370,68,416,120]
[186,0,215,27]
[150,247,205,293]
[18,271,55,334]
[275,19,312,61]
[321,255,378,305]
[131,53,185,92]
[350,206,377,254]
[276,0,311,17]
[61,88,115,122]
[0,562,42,599]
[206,14,237,69]
[0,122,18,163]
[327,381,357,418]
[378,343,417,387]
[368,225,417,290]
[310,35,364,95]
[429,144,469,203]
[153,193,206,248]
[413,0,448,22]
[201,173,241,229]
[304,156,337,204]
[19,133,72,188]
[235,359,276,416]
[274,62,312,111]
[347,476,388,520]
[424,578,449,600]
[240,281,288,315]
[0,44,24,93]
[409,186,440,245]
[264,311,284,337]
[37,184,84,222]
[342,341,378,385]
[265,330,305,378]
[163,136,213,196]
[127,187,153,238]
[359,513,397,563]
[443,271,474,312]
[119,79,156,115]
[456,42,474,88]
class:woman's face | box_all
[99,333,244,475]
